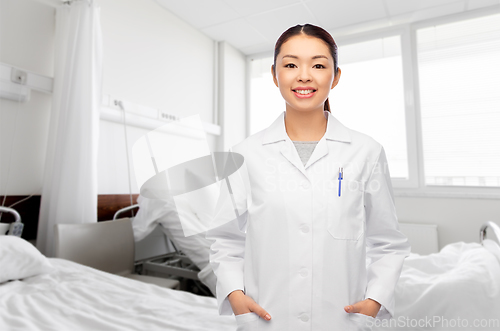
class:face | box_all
[272,34,341,114]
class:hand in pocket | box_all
[344,298,381,318]
[228,290,271,321]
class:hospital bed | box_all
[131,194,500,331]
[1,201,499,331]
[0,207,237,331]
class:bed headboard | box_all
[398,222,439,255]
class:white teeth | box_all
[294,89,314,94]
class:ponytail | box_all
[324,98,331,112]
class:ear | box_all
[271,65,278,88]
[331,67,341,89]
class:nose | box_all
[297,66,312,82]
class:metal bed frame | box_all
[113,205,209,294]
[0,206,21,222]
[480,221,500,245]
[0,206,23,236]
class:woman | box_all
[206,24,411,331]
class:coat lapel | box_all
[279,135,307,177]
[261,110,352,179]
[304,111,352,169]
[261,111,307,178]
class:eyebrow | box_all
[282,54,329,60]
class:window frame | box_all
[245,4,500,199]
[408,5,500,199]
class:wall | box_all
[0,0,54,196]
[217,41,247,152]
[97,2,247,194]
[97,0,217,194]
[100,0,214,124]
[394,196,500,250]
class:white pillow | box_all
[0,236,53,283]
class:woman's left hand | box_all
[344,298,381,318]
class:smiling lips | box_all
[292,87,317,99]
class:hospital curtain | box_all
[37,0,103,256]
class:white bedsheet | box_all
[373,240,500,331]
[0,258,236,331]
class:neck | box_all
[284,109,327,141]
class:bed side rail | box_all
[480,221,500,245]
[0,206,23,236]
[113,204,140,220]
[0,206,21,223]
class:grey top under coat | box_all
[292,141,319,166]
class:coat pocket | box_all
[350,312,375,331]
[234,312,260,326]
[327,179,365,241]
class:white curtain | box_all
[37,0,103,257]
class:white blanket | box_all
[0,258,236,331]
[373,240,500,331]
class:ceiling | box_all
[155,0,500,56]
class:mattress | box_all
[0,258,236,331]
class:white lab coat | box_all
[206,110,411,331]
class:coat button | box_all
[301,225,309,233]
[299,268,308,277]
[301,182,310,189]
[300,314,309,322]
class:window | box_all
[249,56,284,135]
[330,35,408,179]
[416,13,500,187]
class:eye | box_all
[314,64,326,69]
[284,63,296,68]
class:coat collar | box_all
[261,110,351,145]
[261,110,351,178]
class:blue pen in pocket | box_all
[338,167,343,197]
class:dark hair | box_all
[273,24,338,112]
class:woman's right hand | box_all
[228,290,272,321]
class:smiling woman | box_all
[207,23,410,331]
[271,24,339,113]
[269,25,343,142]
